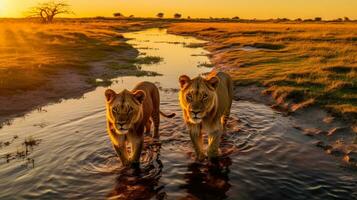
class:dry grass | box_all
[0,19,166,125]
[0,19,160,95]
[168,22,357,121]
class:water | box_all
[0,28,356,200]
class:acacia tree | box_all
[314,17,322,21]
[174,13,182,19]
[157,12,164,18]
[113,12,124,18]
[27,1,73,23]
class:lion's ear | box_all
[105,89,116,102]
[179,75,191,89]
[133,90,146,104]
[207,76,219,89]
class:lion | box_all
[105,81,175,166]
[178,71,233,161]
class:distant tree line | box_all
[156,12,182,19]
[108,13,357,23]
[26,1,354,23]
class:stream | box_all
[0,28,356,200]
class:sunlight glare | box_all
[0,1,6,14]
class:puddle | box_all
[0,29,356,200]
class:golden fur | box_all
[105,81,175,166]
[179,71,233,161]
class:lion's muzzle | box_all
[188,110,203,124]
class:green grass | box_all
[135,56,163,65]
[169,22,357,122]
[197,62,214,68]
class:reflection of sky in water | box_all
[122,28,211,89]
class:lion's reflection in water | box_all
[106,138,232,200]
[180,158,232,200]
[107,141,167,200]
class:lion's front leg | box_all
[188,124,205,161]
[113,140,130,166]
[107,122,130,165]
[128,134,143,165]
[207,126,222,161]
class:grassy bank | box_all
[168,22,357,122]
[0,19,163,125]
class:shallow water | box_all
[0,28,356,200]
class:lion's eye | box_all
[112,108,117,113]
[186,94,192,101]
[202,94,208,99]
[128,107,133,113]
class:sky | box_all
[0,0,356,19]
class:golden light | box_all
[0,0,357,19]
[0,0,17,17]
[0,0,7,14]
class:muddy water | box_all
[0,29,356,200]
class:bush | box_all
[314,17,322,21]
[174,13,182,19]
[113,13,123,17]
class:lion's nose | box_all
[191,111,200,116]
[117,122,125,127]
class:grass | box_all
[135,56,163,65]
[197,62,214,68]
[0,135,40,167]
[0,19,167,125]
[168,22,357,122]
[0,19,161,95]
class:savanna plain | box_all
[1,18,357,199]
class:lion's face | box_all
[179,75,219,124]
[105,89,145,134]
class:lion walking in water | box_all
[105,82,175,166]
[178,71,233,161]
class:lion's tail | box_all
[160,111,176,118]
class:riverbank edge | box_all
[0,23,168,128]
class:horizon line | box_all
[0,16,355,21]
